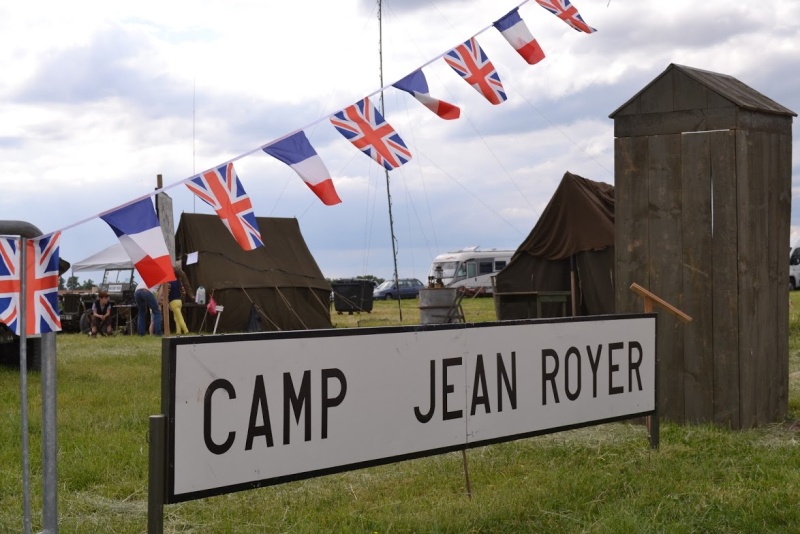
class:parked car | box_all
[373,278,425,300]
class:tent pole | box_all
[378,0,402,321]
[569,254,577,316]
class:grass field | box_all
[2,296,800,533]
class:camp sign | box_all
[162,314,656,503]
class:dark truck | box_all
[0,220,70,370]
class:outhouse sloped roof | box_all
[610,63,796,118]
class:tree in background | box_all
[66,276,80,290]
[59,276,65,290]
[81,279,95,290]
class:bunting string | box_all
[36,0,597,263]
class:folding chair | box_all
[212,305,225,335]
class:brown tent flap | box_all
[494,171,615,318]
[175,214,332,333]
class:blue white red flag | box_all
[444,37,507,105]
[100,198,176,287]
[0,232,62,335]
[186,163,264,251]
[393,70,460,120]
[535,0,596,33]
[263,131,342,205]
[330,97,412,171]
[494,8,546,65]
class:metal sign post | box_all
[41,331,58,533]
[19,237,32,534]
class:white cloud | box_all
[0,0,798,281]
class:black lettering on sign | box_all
[542,349,560,405]
[206,369,349,453]
[321,368,347,440]
[204,379,236,455]
[586,344,602,397]
[471,354,490,416]
[628,341,643,392]
[283,371,311,445]
[608,342,624,395]
[497,352,517,412]
[442,357,463,421]
[414,360,436,424]
[417,353,519,423]
[564,347,581,401]
[541,341,647,405]
[245,375,274,450]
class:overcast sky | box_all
[1,0,798,283]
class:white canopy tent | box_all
[71,243,133,272]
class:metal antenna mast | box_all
[378,0,403,320]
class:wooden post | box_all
[160,285,171,337]
[629,283,692,449]
[461,449,472,499]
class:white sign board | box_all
[163,315,656,502]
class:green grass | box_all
[2,296,800,533]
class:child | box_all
[90,290,114,337]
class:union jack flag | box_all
[0,232,62,336]
[444,37,507,105]
[535,0,596,34]
[330,97,412,171]
[186,163,263,251]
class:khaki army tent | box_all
[494,171,615,319]
[175,213,332,332]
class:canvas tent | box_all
[72,243,133,272]
[175,213,332,333]
[494,171,615,319]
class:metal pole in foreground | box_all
[147,415,167,534]
[19,237,32,534]
[41,332,58,533]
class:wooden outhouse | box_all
[610,64,796,429]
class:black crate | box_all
[331,279,374,313]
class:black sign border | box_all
[162,314,657,503]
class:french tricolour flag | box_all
[263,131,342,206]
[100,198,175,287]
[393,70,460,120]
[494,8,545,65]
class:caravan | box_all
[428,247,514,295]
[791,247,800,290]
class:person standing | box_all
[90,290,114,337]
[160,265,195,335]
[134,283,162,336]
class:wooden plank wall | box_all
[736,130,771,429]
[680,132,714,424]
[774,131,792,421]
[753,129,791,424]
[709,131,739,428]
[614,136,649,316]
[646,134,684,422]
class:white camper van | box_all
[790,247,800,290]
[428,247,514,295]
